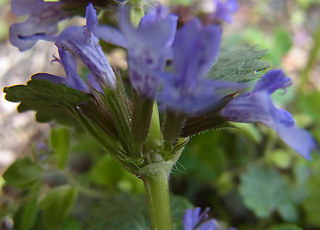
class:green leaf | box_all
[231,123,262,143]
[298,90,320,121]
[239,165,296,219]
[39,185,78,230]
[266,149,294,170]
[273,28,293,57]
[267,224,303,230]
[13,197,38,230]
[50,127,70,169]
[84,194,192,230]
[61,217,83,230]
[206,46,270,82]
[3,79,89,128]
[302,175,320,226]
[90,155,126,186]
[3,157,42,189]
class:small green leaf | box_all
[84,194,192,230]
[267,224,303,230]
[206,46,270,82]
[273,28,293,57]
[231,123,262,143]
[13,197,38,230]
[266,149,294,170]
[90,155,126,186]
[50,127,70,169]
[278,202,299,222]
[61,217,83,230]
[3,79,89,128]
[39,185,78,230]
[302,175,320,226]
[3,157,42,189]
[298,90,320,121]
[239,165,295,219]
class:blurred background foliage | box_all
[0,0,320,229]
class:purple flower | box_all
[90,4,178,98]
[9,0,70,51]
[31,4,116,90]
[157,19,242,115]
[32,48,89,92]
[183,207,219,230]
[221,69,317,160]
[31,3,116,92]
[209,0,238,23]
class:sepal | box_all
[181,94,236,137]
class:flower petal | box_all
[9,3,69,51]
[11,0,48,16]
[118,4,177,98]
[183,207,203,230]
[254,69,292,94]
[221,70,317,159]
[211,0,238,23]
[31,73,65,84]
[56,24,116,89]
[276,125,317,160]
[58,48,89,92]
[172,19,221,86]
[196,219,219,230]
[183,207,219,230]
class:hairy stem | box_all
[141,162,173,230]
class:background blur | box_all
[0,0,320,229]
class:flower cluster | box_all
[9,0,128,51]
[8,1,316,162]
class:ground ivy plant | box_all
[2,0,317,229]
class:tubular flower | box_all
[32,3,117,92]
[90,3,178,98]
[157,19,242,115]
[221,69,317,160]
[210,0,238,23]
[32,48,89,92]
[183,207,219,230]
[9,0,70,51]
[9,0,128,51]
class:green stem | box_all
[298,22,320,94]
[141,162,173,230]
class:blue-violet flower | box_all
[9,0,70,51]
[210,0,238,23]
[157,18,242,115]
[183,207,219,230]
[90,3,178,98]
[221,69,317,160]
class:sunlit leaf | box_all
[207,46,270,82]
[4,79,89,128]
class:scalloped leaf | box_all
[3,79,89,128]
[206,46,270,82]
[239,165,297,221]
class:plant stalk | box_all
[142,164,173,230]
